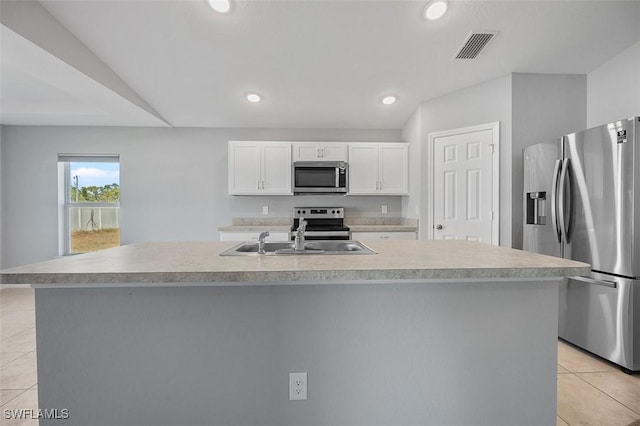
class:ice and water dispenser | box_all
[526,192,546,225]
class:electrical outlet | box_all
[381,205,388,214]
[262,206,269,215]
[289,372,307,401]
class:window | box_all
[58,155,120,254]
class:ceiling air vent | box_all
[454,31,497,60]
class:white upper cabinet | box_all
[292,142,347,162]
[348,143,408,195]
[378,144,409,194]
[228,141,292,195]
[348,144,380,194]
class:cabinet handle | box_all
[379,181,382,191]
[261,181,265,190]
[257,180,260,190]
[317,148,321,158]
[380,235,389,239]
[320,148,324,158]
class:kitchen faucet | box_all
[294,219,307,251]
[257,231,270,254]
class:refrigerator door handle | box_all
[559,158,572,243]
[569,276,617,289]
[550,159,562,243]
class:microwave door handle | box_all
[335,167,339,187]
[550,159,562,243]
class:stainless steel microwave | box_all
[293,161,348,194]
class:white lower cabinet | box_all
[351,231,417,240]
[220,232,290,242]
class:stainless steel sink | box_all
[219,240,377,256]
[234,242,294,253]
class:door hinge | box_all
[489,144,495,154]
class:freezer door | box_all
[558,272,639,372]
[563,118,638,277]
[523,141,562,257]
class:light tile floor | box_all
[1,287,639,426]
[0,288,37,426]
[557,339,640,426]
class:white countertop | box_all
[0,240,589,286]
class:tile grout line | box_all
[0,329,36,346]
[573,371,640,417]
[555,369,569,425]
[0,327,36,343]
[556,411,570,426]
[0,388,30,409]
[0,351,31,368]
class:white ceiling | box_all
[1,0,639,129]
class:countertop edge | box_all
[1,266,590,287]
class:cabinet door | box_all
[228,142,261,195]
[379,143,408,195]
[348,144,379,194]
[292,143,321,161]
[262,143,292,194]
[319,143,347,161]
[292,143,347,161]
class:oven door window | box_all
[295,167,335,188]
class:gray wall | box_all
[587,40,640,128]
[417,75,513,245]
[36,279,559,426]
[1,126,401,268]
[511,73,587,249]
[0,126,3,270]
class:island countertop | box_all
[0,240,590,286]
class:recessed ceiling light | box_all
[424,0,448,20]
[382,96,397,105]
[246,93,262,103]
[208,0,231,14]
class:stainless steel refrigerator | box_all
[523,117,640,372]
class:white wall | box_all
[412,73,586,248]
[1,126,402,268]
[511,73,586,249]
[418,75,513,245]
[401,107,421,220]
[587,40,640,128]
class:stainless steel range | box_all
[291,207,350,241]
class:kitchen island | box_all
[1,240,588,426]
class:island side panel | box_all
[35,279,559,426]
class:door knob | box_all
[435,224,443,230]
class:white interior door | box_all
[431,124,498,244]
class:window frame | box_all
[58,154,120,255]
